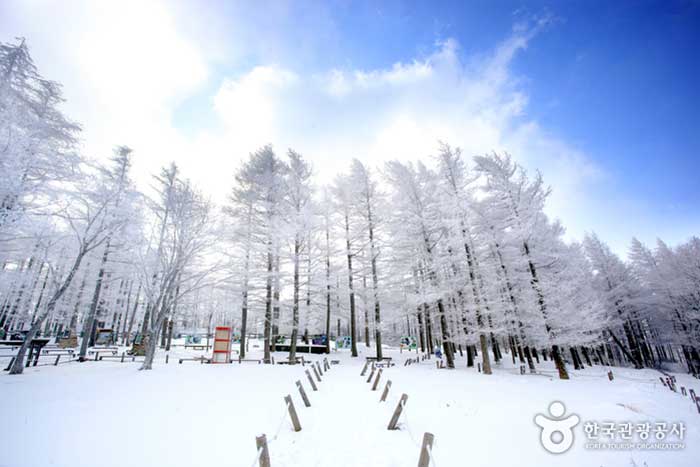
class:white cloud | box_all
[1,0,208,188]
[0,4,609,249]
[193,21,602,249]
[214,66,299,149]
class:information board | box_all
[212,326,232,363]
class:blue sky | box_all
[1,0,698,256]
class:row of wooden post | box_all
[361,359,435,466]
[404,354,431,367]
[660,375,700,414]
[256,357,330,466]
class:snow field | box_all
[2,343,700,467]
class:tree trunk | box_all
[289,238,301,363]
[423,304,433,352]
[344,212,358,357]
[524,346,536,372]
[437,300,455,369]
[271,250,280,354]
[570,347,581,370]
[324,227,332,354]
[141,314,166,370]
[523,241,568,379]
[79,240,111,361]
[552,345,569,380]
[362,275,370,347]
[416,309,425,353]
[367,209,383,360]
[479,334,491,374]
[240,289,248,359]
[10,248,87,375]
[607,328,643,369]
[263,248,273,364]
[124,283,141,346]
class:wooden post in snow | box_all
[284,395,301,432]
[366,366,376,383]
[417,432,434,467]
[372,368,383,391]
[360,361,369,376]
[388,394,408,430]
[316,361,323,376]
[380,380,392,402]
[607,371,613,381]
[305,369,318,391]
[296,380,311,407]
[256,434,270,467]
[312,365,322,382]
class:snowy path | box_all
[271,360,421,467]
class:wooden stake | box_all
[360,361,369,376]
[372,368,383,391]
[305,369,318,391]
[380,380,392,402]
[417,432,435,467]
[296,380,311,407]
[366,366,376,383]
[312,365,322,382]
[256,434,270,467]
[388,394,408,430]
[607,371,614,381]
[316,361,323,375]
[284,395,302,432]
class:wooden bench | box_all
[238,356,262,364]
[366,356,393,367]
[88,347,118,355]
[276,356,305,365]
[42,348,75,355]
[99,353,141,363]
[184,344,210,351]
[179,356,211,364]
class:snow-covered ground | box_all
[2,341,699,467]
